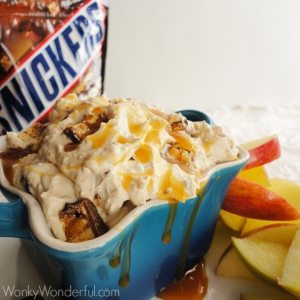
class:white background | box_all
[105,0,300,110]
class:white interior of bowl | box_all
[0,135,249,252]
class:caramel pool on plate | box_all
[158,261,208,300]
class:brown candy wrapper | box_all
[0,0,108,134]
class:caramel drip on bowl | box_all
[162,203,178,244]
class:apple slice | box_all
[241,179,300,235]
[242,219,275,236]
[232,237,288,285]
[216,245,257,280]
[270,178,300,208]
[223,177,300,221]
[220,166,270,232]
[232,224,298,285]
[219,210,246,232]
[240,291,297,300]
[241,135,281,170]
[242,224,299,244]
[238,166,271,187]
[278,228,300,297]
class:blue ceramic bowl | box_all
[0,110,248,300]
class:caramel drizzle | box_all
[0,149,32,184]
[63,110,109,152]
[162,203,178,244]
[109,228,137,288]
[176,186,206,279]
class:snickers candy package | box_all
[0,0,108,134]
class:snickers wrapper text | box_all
[0,0,108,134]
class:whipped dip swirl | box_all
[5,95,239,241]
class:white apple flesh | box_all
[278,228,300,298]
[231,224,298,286]
[216,245,257,280]
[232,237,289,284]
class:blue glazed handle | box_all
[178,109,213,124]
[0,188,31,240]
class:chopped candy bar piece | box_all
[59,198,108,242]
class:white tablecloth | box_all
[207,104,300,184]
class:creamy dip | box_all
[4,94,239,241]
